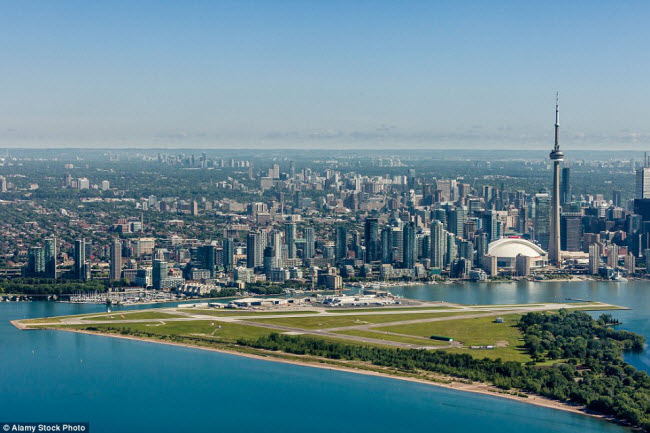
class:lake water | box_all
[1,280,647,433]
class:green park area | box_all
[63,320,274,343]
[333,329,445,346]
[242,311,465,329]
[325,305,459,313]
[88,311,187,321]
[376,314,529,362]
[181,309,319,317]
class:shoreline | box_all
[43,326,625,427]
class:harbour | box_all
[2,280,646,433]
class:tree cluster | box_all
[238,311,649,430]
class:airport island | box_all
[14,294,649,431]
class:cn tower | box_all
[548,93,563,265]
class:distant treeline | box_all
[207,288,238,298]
[238,310,649,430]
[0,278,109,295]
[245,282,287,295]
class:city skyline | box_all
[2,2,650,149]
[3,3,650,432]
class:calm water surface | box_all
[2,280,646,433]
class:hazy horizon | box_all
[2,1,650,149]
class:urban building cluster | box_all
[4,108,650,295]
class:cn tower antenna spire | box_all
[554,92,560,151]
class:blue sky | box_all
[1,1,649,149]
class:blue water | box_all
[388,280,649,372]
[2,281,646,433]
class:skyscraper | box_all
[270,230,283,266]
[247,232,261,268]
[446,233,457,266]
[335,226,347,262]
[560,214,582,252]
[284,222,296,259]
[447,206,466,239]
[27,247,45,276]
[430,220,446,268]
[548,94,564,265]
[303,226,315,259]
[74,239,86,281]
[560,166,570,205]
[223,238,234,271]
[263,246,274,276]
[109,238,122,282]
[402,222,416,269]
[198,244,217,276]
[364,218,379,263]
[152,259,168,290]
[636,153,650,199]
[482,210,498,243]
[474,233,488,266]
[534,193,551,251]
[588,244,600,275]
[44,237,57,279]
[381,227,393,264]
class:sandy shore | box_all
[37,326,624,426]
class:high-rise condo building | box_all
[247,232,261,268]
[560,166,570,205]
[284,222,297,259]
[44,237,57,279]
[534,193,551,251]
[74,239,87,281]
[402,222,416,269]
[335,226,348,262]
[109,238,122,282]
[364,218,380,263]
[303,226,315,259]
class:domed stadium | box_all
[486,237,548,269]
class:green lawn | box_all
[181,309,320,317]
[569,304,628,311]
[471,304,544,308]
[85,311,187,321]
[23,312,106,324]
[243,311,464,329]
[326,306,459,313]
[377,314,530,362]
[57,320,404,349]
[61,320,273,342]
[23,310,185,324]
[333,329,448,346]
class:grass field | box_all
[58,320,404,349]
[325,306,459,313]
[439,346,530,362]
[23,312,106,324]
[333,329,447,346]
[471,304,544,308]
[376,314,529,362]
[22,302,624,365]
[62,320,274,342]
[181,309,320,317]
[243,311,464,329]
[86,311,187,321]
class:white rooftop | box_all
[487,237,546,258]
